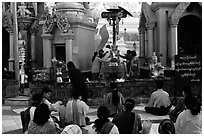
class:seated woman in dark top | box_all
[112,98,142,134]
[28,103,58,134]
[92,106,119,134]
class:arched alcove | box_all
[178,15,202,56]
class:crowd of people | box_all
[91,45,140,80]
[21,60,201,134]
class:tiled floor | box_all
[2,105,167,134]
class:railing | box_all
[30,78,175,105]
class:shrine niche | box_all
[139,2,202,68]
[40,2,97,72]
[178,15,202,55]
[176,3,202,56]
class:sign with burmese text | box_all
[175,55,201,87]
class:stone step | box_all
[4,96,30,106]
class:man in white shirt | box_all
[144,79,172,116]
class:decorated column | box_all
[147,25,154,57]
[41,34,53,68]
[12,2,20,81]
[30,32,36,67]
[7,28,14,71]
[144,30,148,57]
[61,30,75,64]
[139,27,145,57]
[170,24,178,69]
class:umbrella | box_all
[96,24,109,52]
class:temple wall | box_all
[71,22,96,72]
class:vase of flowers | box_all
[56,60,66,83]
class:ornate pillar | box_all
[147,25,154,57]
[41,34,53,68]
[7,28,14,71]
[30,32,36,67]
[170,24,178,69]
[168,2,190,68]
[12,2,20,81]
[139,27,145,57]
[61,30,75,64]
[144,30,148,57]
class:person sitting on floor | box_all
[92,106,119,134]
[112,98,152,134]
[29,93,43,121]
[21,93,43,134]
[158,119,175,134]
[112,98,142,134]
[104,82,125,117]
[41,87,62,112]
[168,85,192,123]
[175,95,202,134]
[41,87,65,129]
[144,79,171,116]
[65,91,89,127]
[28,103,58,134]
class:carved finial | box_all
[17,3,31,18]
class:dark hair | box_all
[155,79,164,89]
[110,82,119,106]
[92,52,98,62]
[31,93,43,107]
[131,50,137,57]
[185,95,201,115]
[106,44,111,49]
[67,61,76,69]
[99,49,104,53]
[158,119,175,134]
[71,90,81,99]
[127,50,131,54]
[33,103,51,126]
[42,87,52,94]
[124,98,135,112]
[94,106,110,133]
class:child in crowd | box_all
[158,119,175,134]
